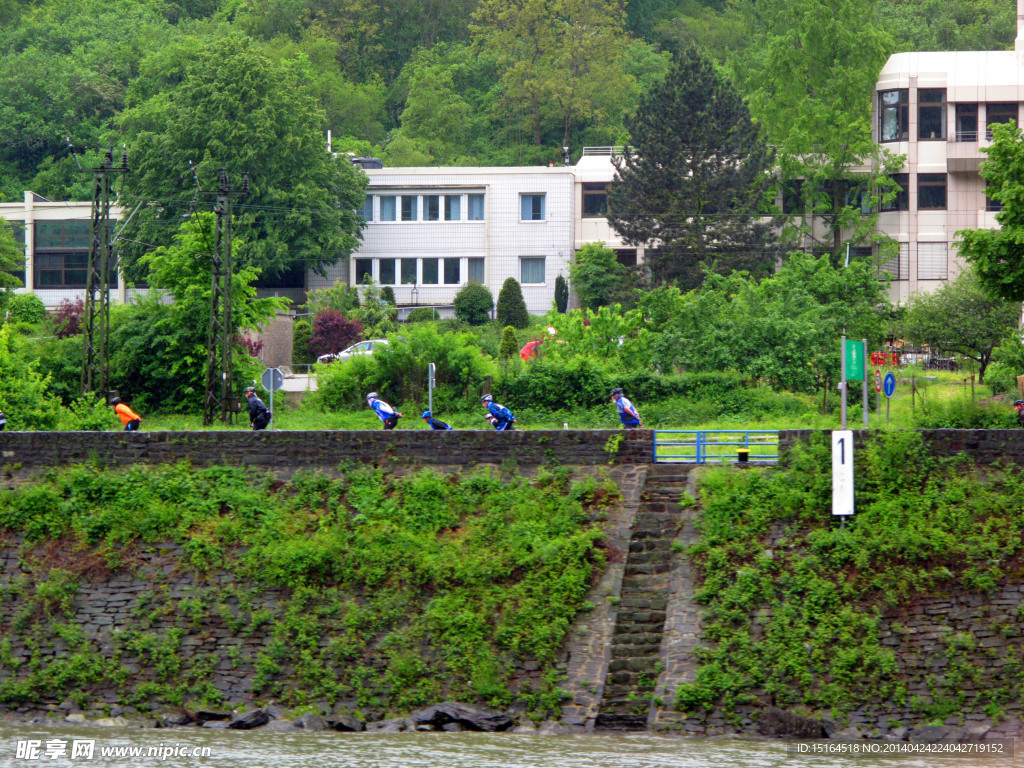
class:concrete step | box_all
[628,540,672,553]
[624,563,672,576]
[610,643,662,657]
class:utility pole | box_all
[202,169,249,426]
[78,145,128,399]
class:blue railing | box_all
[653,430,780,464]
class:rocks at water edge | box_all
[227,708,272,730]
[757,707,826,739]
[364,702,514,733]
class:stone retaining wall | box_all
[0,429,652,486]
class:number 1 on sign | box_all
[832,430,854,517]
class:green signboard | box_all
[844,339,864,381]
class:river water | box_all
[0,724,1019,768]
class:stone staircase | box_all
[594,464,693,730]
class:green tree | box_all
[554,274,569,313]
[606,46,778,289]
[730,0,901,259]
[354,278,398,337]
[901,270,1018,384]
[0,325,64,429]
[498,325,518,359]
[117,36,367,282]
[569,243,631,311]
[497,277,529,329]
[292,319,315,366]
[956,122,1024,301]
[117,213,288,412]
[471,0,632,148]
[305,280,361,315]
[0,218,25,306]
[453,282,494,325]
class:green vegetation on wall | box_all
[678,432,1024,720]
[0,462,618,717]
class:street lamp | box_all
[411,284,419,305]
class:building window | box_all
[918,89,946,140]
[380,196,396,221]
[468,258,484,283]
[917,174,946,210]
[35,220,90,249]
[255,262,304,289]
[918,243,947,280]
[35,252,88,288]
[955,103,978,142]
[424,195,440,221]
[468,194,485,220]
[521,257,545,284]
[422,258,439,285]
[401,195,418,221]
[879,89,908,142]
[360,195,373,221]
[355,258,373,283]
[445,195,461,221]
[521,194,546,221]
[987,103,1018,139]
[615,250,637,267]
[582,183,607,217]
[401,258,417,284]
[379,258,396,285]
[781,181,804,214]
[880,173,909,212]
[443,257,461,284]
[879,243,909,281]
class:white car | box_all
[317,339,388,365]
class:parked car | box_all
[317,339,388,365]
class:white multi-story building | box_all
[309,165,578,314]
[872,0,1024,303]
[0,192,129,308]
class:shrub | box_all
[554,275,569,314]
[6,293,46,325]
[914,398,1017,429]
[496,278,529,329]
[313,324,497,411]
[309,310,364,358]
[53,298,84,338]
[381,286,396,306]
[292,319,315,365]
[569,243,630,311]
[984,361,1017,396]
[453,283,494,325]
[498,326,518,360]
[406,307,441,322]
[306,280,360,315]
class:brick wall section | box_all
[780,429,1024,464]
[0,429,653,486]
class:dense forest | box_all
[0,0,1016,202]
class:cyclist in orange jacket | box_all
[109,397,142,431]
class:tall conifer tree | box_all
[606,46,777,289]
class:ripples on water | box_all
[0,724,1018,768]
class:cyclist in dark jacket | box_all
[244,387,271,430]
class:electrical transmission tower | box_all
[202,169,250,426]
[79,146,128,399]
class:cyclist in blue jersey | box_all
[366,392,402,429]
[480,394,516,430]
[610,388,642,429]
[421,410,453,430]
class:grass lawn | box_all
[130,365,1012,433]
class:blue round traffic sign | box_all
[883,372,896,398]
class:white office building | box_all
[872,0,1024,303]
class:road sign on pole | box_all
[883,372,896,398]
[874,369,882,392]
[844,340,865,380]
[261,367,284,430]
[832,430,854,517]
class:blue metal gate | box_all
[653,430,780,464]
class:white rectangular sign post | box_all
[832,430,854,518]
